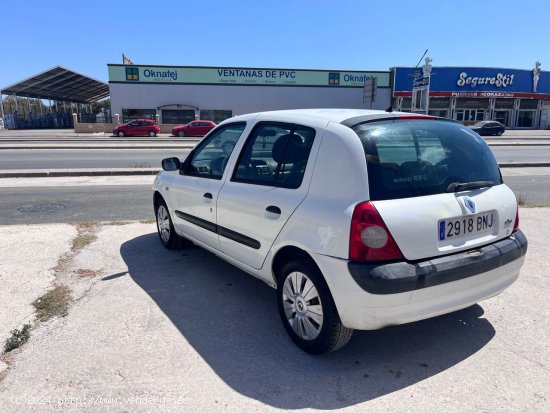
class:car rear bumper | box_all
[313,230,527,330]
[348,230,527,294]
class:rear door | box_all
[138,120,151,135]
[187,122,200,135]
[352,119,517,261]
[216,122,319,270]
[199,122,211,135]
[169,122,247,248]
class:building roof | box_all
[0,66,109,104]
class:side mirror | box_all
[161,157,181,171]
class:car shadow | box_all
[120,233,495,410]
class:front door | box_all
[169,122,247,248]
[125,121,140,135]
[217,122,319,270]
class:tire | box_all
[222,141,235,155]
[277,260,353,354]
[148,130,157,137]
[497,130,503,136]
[177,130,185,137]
[117,131,125,137]
[155,198,182,250]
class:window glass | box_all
[353,120,502,201]
[200,110,233,124]
[185,123,246,179]
[162,109,194,124]
[122,109,156,123]
[232,123,315,189]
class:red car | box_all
[171,120,216,137]
[113,119,160,137]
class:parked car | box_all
[153,109,527,354]
[171,120,216,137]
[113,119,159,137]
[469,121,506,136]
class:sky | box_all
[1,0,549,88]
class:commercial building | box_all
[392,65,550,128]
[107,64,391,124]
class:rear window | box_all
[352,119,502,201]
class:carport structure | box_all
[0,66,109,128]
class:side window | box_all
[232,123,315,189]
[184,123,246,179]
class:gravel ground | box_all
[0,210,548,412]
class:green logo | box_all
[328,72,340,85]
[125,67,139,81]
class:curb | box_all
[0,169,161,178]
[498,162,550,168]
[0,142,549,150]
[0,145,196,150]
[1,163,549,178]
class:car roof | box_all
[227,109,434,127]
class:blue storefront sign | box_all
[393,67,550,97]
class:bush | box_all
[4,324,31,352]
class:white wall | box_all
[109,83,391,119]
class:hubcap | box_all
[282,271,324,340]
[157,205,170,243]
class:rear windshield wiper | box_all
[446,180,497,193]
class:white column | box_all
[14,94,18,112]
[0,93,4,119]
[489,98,496,120]
[513,99,521,129]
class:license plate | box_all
[439,211,496,241]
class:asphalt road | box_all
[0,148,192,169]
[0,146,548,170]
[0,168,549,225]
[0,184,154,225]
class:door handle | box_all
[203,192,213,199]
[266,205,281,215]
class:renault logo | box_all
[463,197,476,214]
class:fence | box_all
[2,112,74,129]
[78,113,113,124]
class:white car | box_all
[153,109,527,354]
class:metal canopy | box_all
[0,66,109,104]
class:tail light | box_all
[349,201,404,262]
[513,206,519,233]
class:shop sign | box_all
[456,98,490,109]
[109,65,390,88]
[456,72,514,88]
[394,66,550,95]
